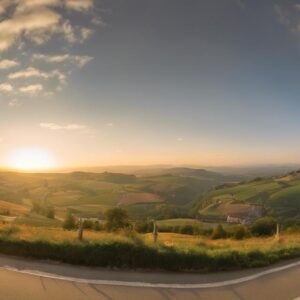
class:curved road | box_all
[0,255,299,300]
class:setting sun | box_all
[8,148,55,171]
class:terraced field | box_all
[199,171,300,223]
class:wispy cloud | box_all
[9,67,67,85]
[0,83,13,93]
[40,123,88,131]
[0,59,19,69]
[20,84,43,94]
[32,54,93,67]
[274,3,300,35]
[9,67,50,79]
[65,0,93,12]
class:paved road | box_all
[0,255,299,300]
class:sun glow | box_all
[8,148,55,171]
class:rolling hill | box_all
[198,170,300,224]
[0,168,237,222]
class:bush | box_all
[105,208,131,232]
[0,237,299,272]
[233,225,248,240]
[211,224,227,239]
[92,221,104,231]
[251,217,276,237]
[134,220,154,233]
[180,225,194,235]
[83,220,94,229]
[46,207,55,219]
[63,213,77,230]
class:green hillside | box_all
[198,171,300,224]
[0,168,234,222]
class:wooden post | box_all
[153,221,158,243]
[275,223,280,241]
[78,218,83,241]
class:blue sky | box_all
[1,0,300,169]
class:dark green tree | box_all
[211,224,227,239]
[63,213,76,230]
[105,208,130,232]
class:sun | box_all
[8,148,55,171]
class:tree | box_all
[211,224,227,239]
[105,208,130,232]
[233,225,247,240]
[63,213,76,230]
[46,207,55,219]
[251,217,276,236]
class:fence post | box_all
[78,218,84,241]
[153,221,158,243]
[275,223,280,241]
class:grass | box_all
[0,224,299,272]
[14,213,62,228]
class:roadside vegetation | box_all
[0,224,299,272]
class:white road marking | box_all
[0,260,300,289]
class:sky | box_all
[1,0,300,169]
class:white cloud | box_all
[15,0,62,13]
[9,67,67,84]
[40,122,87,131]
[80,27,93,41]
[0,0,96,52]
[61,20,76,43]
[64,0,93,12]
[0,8,62,51]
[20,84,43,94]
[9,67,49,79]
[33,53,93,67]
[0,83,13,92]
[0,59,19,69]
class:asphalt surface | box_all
[0,254,299,300]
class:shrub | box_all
[251,217,276,237]
[211,224,227,239]
[105,208,130,232]
[63,213,77,230]
[134,220,154,233]
[0,237,299,272]
[46,207,55,219]
[83,220,94,229]
[233,225,248,240]
[92,221,104,231]
[180,225,194,235]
